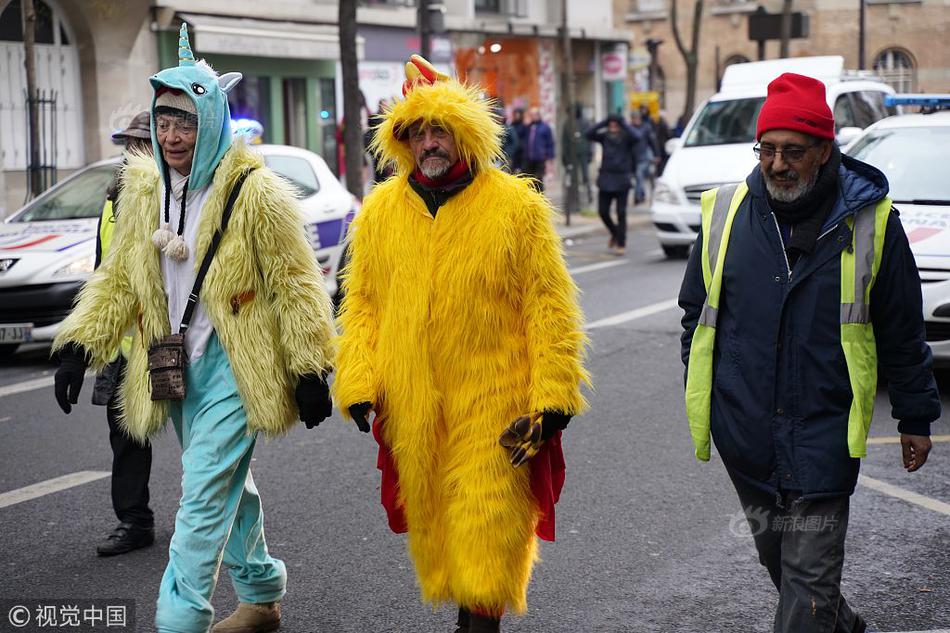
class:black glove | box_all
[540,410,572,440]
[348,402,372,433]
[54,343,88,414]
[295,374,333,429]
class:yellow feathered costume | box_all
[52,141,336,441]
[334,65,589,614]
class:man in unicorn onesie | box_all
[52,26,336,633]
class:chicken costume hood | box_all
[149,24,241,190]
[335,56,589,618]
[370,55,503,177]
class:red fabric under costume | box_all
[372,414,565,541]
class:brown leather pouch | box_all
[147,334,186,401]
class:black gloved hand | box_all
[348,402,372,433]
[295,374,333,429]
[540,410,572,440]
[54,343,88,414]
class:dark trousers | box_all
[731,473,859,633]
[598,189,629,247]
[525,159,546,192]
[96,358,154,529]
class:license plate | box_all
[0,324,33,344]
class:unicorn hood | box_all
[149,24,242,190]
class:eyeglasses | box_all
[753,143,817,163]
[156,116,197,136]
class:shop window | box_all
[873,48,916,93]
[283,78,308,149]
[228,75,272,140]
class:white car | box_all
[653,56,895,258]
[844,97,950,363]
[0,144,359,357]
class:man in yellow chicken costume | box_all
[334,55,589,633]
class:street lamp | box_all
[858,0,866,69]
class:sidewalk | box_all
[545,179,653,240]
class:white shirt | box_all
[159,168,215,362]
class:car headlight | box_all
[54,254,96,277]
[654,181,681,205]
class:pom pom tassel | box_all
[163,235,190,262]
[152,223,175,250]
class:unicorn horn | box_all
[178,24,195,66]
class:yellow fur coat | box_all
[53,141,336,441]
[334,79,589,614]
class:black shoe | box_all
[96,522,154,557]
[469,613,500,633]
[853,614,868,633]
[454,607,470,632]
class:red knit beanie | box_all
[756,73,835,141]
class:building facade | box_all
[614,0,950,123]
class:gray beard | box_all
[765,170,817,203]
[420,160,450,179]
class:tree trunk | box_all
[22,0,40,198]
[670,0,704,122]
[779,0,794,58]
[339,0,364,199]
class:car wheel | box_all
[0,344,19,359]
[662,244,690,259]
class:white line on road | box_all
[882,630,950,633]
[0,471,110,510]
[858,475,950,517]
[586,298,679,330]
[568,260,627,276]
[0,371,93,400]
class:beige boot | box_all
[211,602,280,633]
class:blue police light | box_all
[884,94,950,108]
[231,117,264,142]
[320,110,331,120]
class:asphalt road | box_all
[0,224,948,633]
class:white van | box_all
[651,56,896,258]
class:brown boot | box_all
[211,602,280,633]
[469,613,500,633]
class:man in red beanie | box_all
[679,72,939,632]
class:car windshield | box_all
[846,126,950,203]
[14,164,117,222]
[684,97,765,147]
[264,154,320,198]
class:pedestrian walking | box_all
[679,73,940,633]
[52,26,337,633]
[91,111,157,558]
[586,114,642,255]
[497,104,520,173]
[561,103,593,204]
[335,54,589,633]
[523,106,555,192]
[629,109,657,204]
[510,107,527,173]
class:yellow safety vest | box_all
[98,199,133,359]
[684,182,891,461]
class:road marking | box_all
[858,475,950,517]
[881,630,950,633]
[587,298,679,330]
[0,417,9,423]
[866,434,950,445]
[0,371,93,400]
[0,471,110,510]
[568,260,627,275]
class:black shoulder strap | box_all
[179,168,256,335]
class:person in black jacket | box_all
[586,114,643,255]
[679,73,940,633]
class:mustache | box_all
[422,148,450,161]
[767,167,800,182]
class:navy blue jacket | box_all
[524,121,555,162]
[679,155,940,499]
[586,119,643,192]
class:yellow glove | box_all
[498,411,544,467]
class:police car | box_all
[0,144,359,358]
[844,95,950,363]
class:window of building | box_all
[723,54,750,68]
[873,48,916,93]
[0,0,57,44]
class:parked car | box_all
[652,56,896,258]
[0,144,358,357]
[844,96,950,363]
